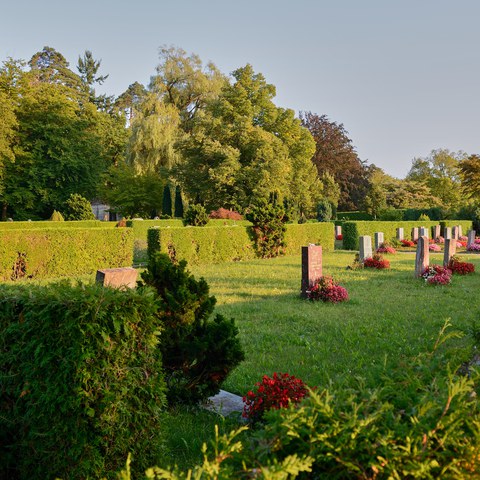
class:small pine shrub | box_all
[63,193,96,220]
[316,199,333,222]
[418,213,431,221]
[140,253,245,405]
[246,200,286,258]
[49,210,64,221]
[183,204,209,226]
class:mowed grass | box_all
[189,251,480,395]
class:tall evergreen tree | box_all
[174,185,184,218]
[162,184,173,217]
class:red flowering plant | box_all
[336,234,343,240]
[307,276,349,303]
[422,265,452,285]
[363,254,390,269]
[242,372,310,423]
[376,242,396,254]
[448,255,475,275]
[400,239,415,247]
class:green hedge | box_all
[342,220,473,250]
[147,223,334,265]
[337,211,373,221]
[0,219,115,229]
[0,228,134,280]
[0,282,166,479]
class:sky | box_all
[2,0,480,179]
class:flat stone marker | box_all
[452,226,459,240]
[444,227,452,240]
[359,235,372,261]
[411,227,419,242]
[203,389,244,417]
[443,239,456,267]
[467,229,476,249]
[301,245,322,298]
[96,267,138,289]
[433,225,441,240]
[335,225,342,237]
[419,227,429,238]
[396,227,404,241]
[374,232,384,251]
[415,236,429,277]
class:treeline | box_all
[1,45,479,221]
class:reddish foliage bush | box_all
[400,239,415,247]
[242,372,310,423]
[363,254,390,269]
[422,265,452,285]
[115,219,127,228]
[376,243,396,254]
[449,257,475,275]
[307,276,349,303]
[209,208,243,220]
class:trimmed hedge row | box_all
[337,211,373,221]
[0,228,134,280]
[147,223,334,265]
[0,219,114,229]
[0,282,166,479]
[342,220,473,250]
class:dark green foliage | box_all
[378,208,404,221]
[456,203,480,232]
[0,282,167,479]
[0,227,133,280]
[337,211,373,220]
[316,199,333,222]
[140,253,245,405]
[174,185,184,218]
[404,207,444,221]
[162,184,173,218]
[49,209,64,221]
[63,193,96,220]
[183,204,209,226]
[246,200,286,258]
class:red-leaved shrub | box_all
[401,239,415,247]
[363,254,390,269]
[209,208,243,220]
[448,256,475,275]
[242,372,310,423]
[307,276,349,303]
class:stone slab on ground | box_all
[204,389,244,417]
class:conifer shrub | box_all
[62,193,96,220]
[246,200,286,258]
[316,199,333,222]
[174,185,184,218]
[183,204,209,226]
[0,282,167,480]
[140,253,245,405]
[49,209,64,221]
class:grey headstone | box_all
[444,227,452,240]
[419,227,429,238]
[452,226,459,240]
[433,225,441,240]
[359,235,373,261]
[374,232,384,250]
[335,225,342,237]
[411,227,419,241]
[96,267,138,289]
[443,239,456,267]
[467,229,476,249]
[396,227,404,241]
[415,236,430,277]
[458,225,463,237]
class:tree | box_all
[300,112,369,211]
[77,50,112,110]
[458,154,480,199]
[162,184,172,217]
[364,184,387,219]
[62,193,96,220]
[114,81,147,126]
[174,185,184,218]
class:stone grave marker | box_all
[335,225,342,238]
[444,227,452,240]
[467,229,476,249]
[443,239,456,267]
[301,244,322,298]
[415,236,429,277]
[452,226,459,240]
[96,267,138,289]
[411,227,419,242]
[374,232,384,251]
[458,225,463,237]
[433,224,441,240]
[396,227,404,241]
[359,235,372,262]
[419,226,429,238]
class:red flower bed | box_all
[364,254,390,269]
[422,265,452,285]
[336,234,343,240]
[376,244,396,254]
[209,208,243,220]
[449,257,475,275]
[400,239,415,247]
[242,372,310,423]
[307,276,348,303]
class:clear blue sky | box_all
[2,0,480,178]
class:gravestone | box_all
[467,229,476,249]
[396,227,404,241]
[415,236,429,277]
[359,235,373,261]
[374,232,384,250]
[301,244,322,298]
[96,267,138,289]
[452,226,459,240]
[433,225,441,240]
[335,225,342,237]
[458,225,463,237]
[443,239,456,267]
[411,227,419,242]
[419,226,429,238]
[444,227,452,240]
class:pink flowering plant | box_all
[376,242,396,254]
[467,243,480,252]
[422,265,452,285]
[429,244,441,252]
[242,372,310,423]
[307,276,349,303]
